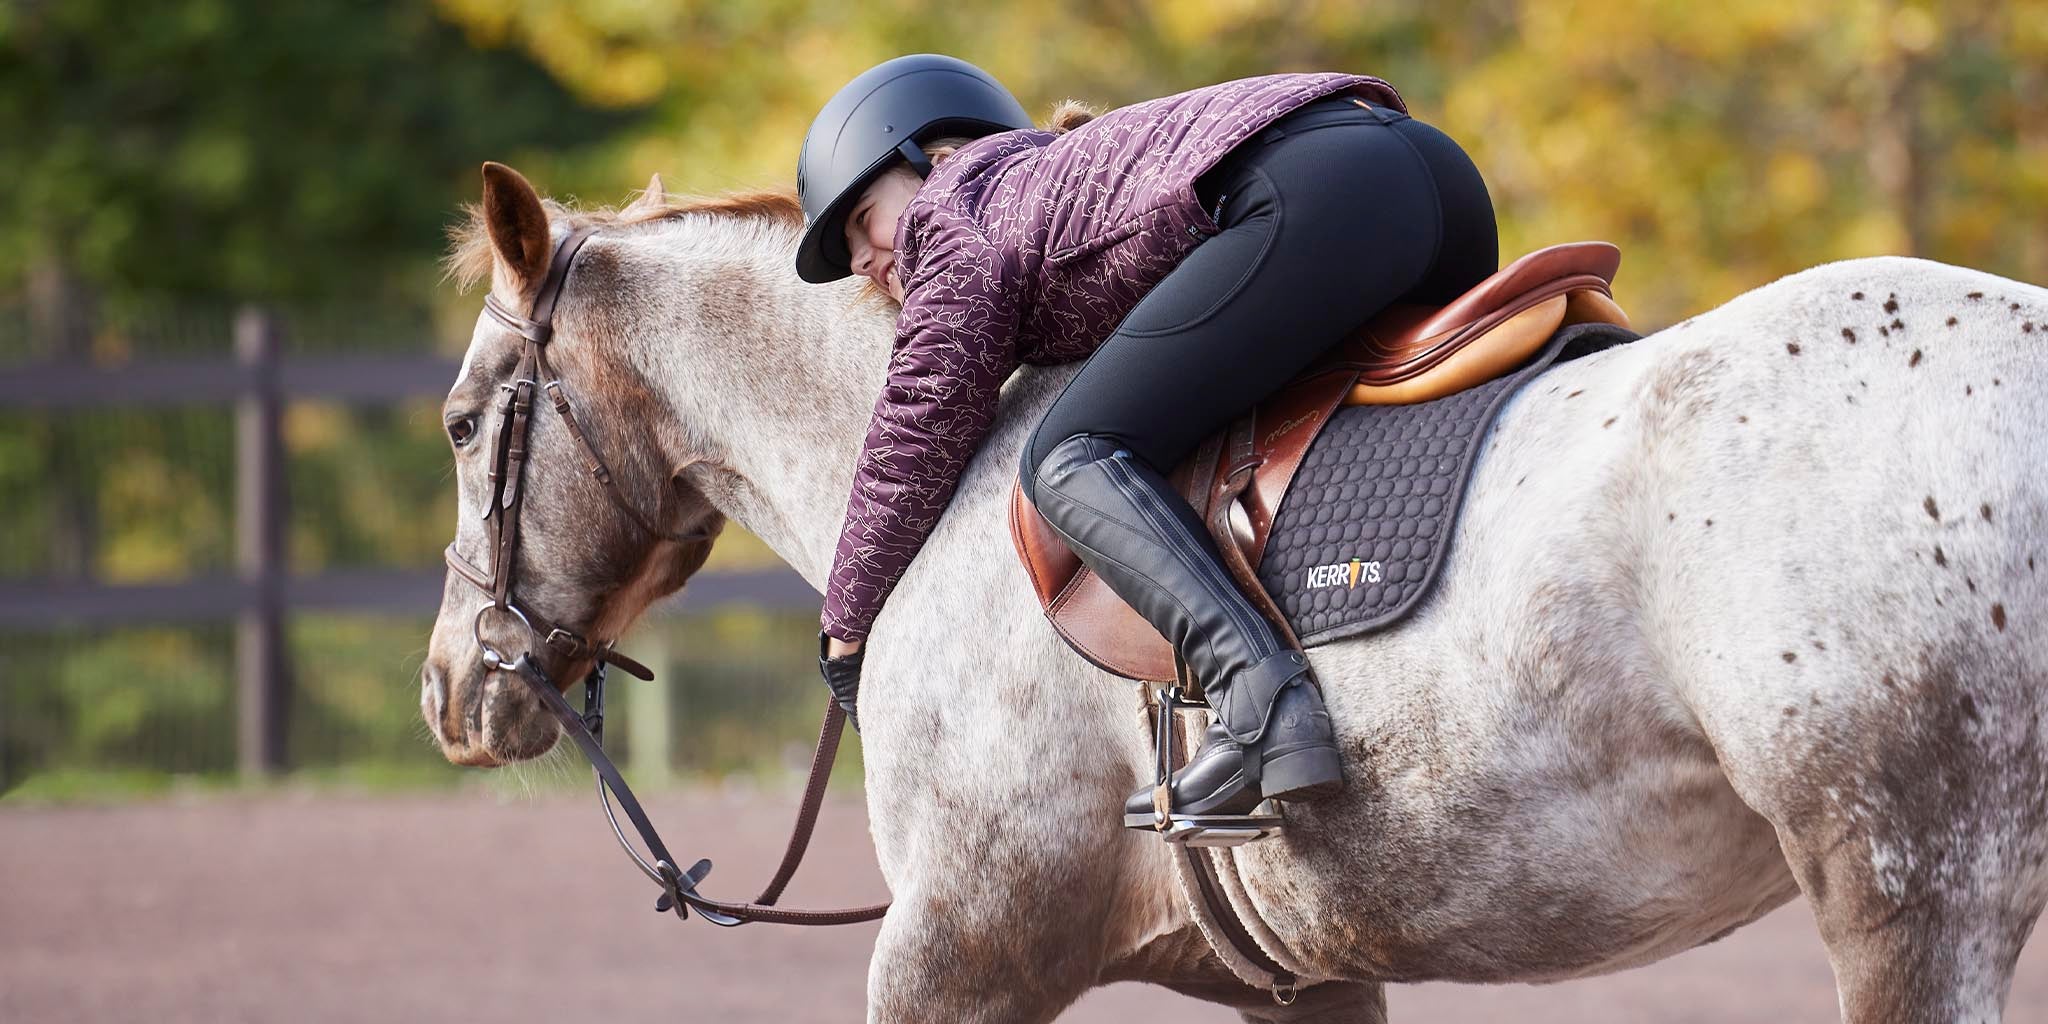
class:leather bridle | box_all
[447,225,887,928]
[445,227,686,683]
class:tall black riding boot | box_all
[1029,433,1344,821]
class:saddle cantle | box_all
[1008,242,1634,681]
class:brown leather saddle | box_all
[1008,241,1631,681]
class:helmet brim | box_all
[794,54,1032,284]
[795,150,898,284]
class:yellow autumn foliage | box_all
[434,0,2043,328]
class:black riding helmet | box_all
[795,54,1032,284]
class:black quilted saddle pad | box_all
[1257,321,1639,647]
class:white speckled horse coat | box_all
[423,167,2048,1023]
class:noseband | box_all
[450,226,886,928]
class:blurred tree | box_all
[434,0,2046,328]
[0,0,643,310]
[1443,0,2048,324]
[7,0,2047,793]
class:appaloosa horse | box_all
[419,162,2048,1023]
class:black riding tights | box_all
[1019,97,1497,484]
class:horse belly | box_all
[1247,769,1798,982]
[1227,626,1801,984]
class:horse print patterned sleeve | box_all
[821,200,1025,643]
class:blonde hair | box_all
[919,97,1097,164]
[855,99,1098,303]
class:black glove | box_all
[817,631,864,731]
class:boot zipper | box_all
[1105,450,1277,661]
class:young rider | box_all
[799,54,1497,826]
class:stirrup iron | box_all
[1126,685,1283,847]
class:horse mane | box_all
[444,187,803,292]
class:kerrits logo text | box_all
[1305,558,1383,590]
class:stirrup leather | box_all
[1126,684,1284,847]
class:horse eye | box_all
[447,416,478,448]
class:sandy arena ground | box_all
[5,787,2045,1022]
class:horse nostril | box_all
[421,663,450,722]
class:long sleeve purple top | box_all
[821,72,1407,642]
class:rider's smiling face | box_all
[844,168,920,303]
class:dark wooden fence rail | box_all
[1,307,815,778]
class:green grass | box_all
[3,746,865,806]
[1,768,232,805]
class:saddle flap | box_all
[1010,472,1176,679]
[1011,242,1630,682]
[1009,367,1359,681]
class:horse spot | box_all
[1602,416,1617,428]
[1961,694,1979,722]
[2013,302,2023,311]
[1813,639,1828,651]
[1704,518,1714,527]
[2026,323,2036,334]
[2030,556,2036,572]
[1966,577,1977,593]
[1883,296,1899,314]
[1782,651,1798,663]
[1891,318,1905,331]
[1980,503,1992,522]
[1567,389,1584,399]
[1784,705,1800,718]
[1516,475,1526,487]
[1737,414,1749,423]
[1667,512,1676,521]
[1947,317,1959,327]
[1842,328,1857,343]
[1909,349,1922,367]
[1966,384,1974,396]
[1933,545,1948,567]
[1995,378,2003,386]
[1879,326,1890,337]
[1992,603,2007,632]
[1851,291,1865,300]
[1968,292,1983,300]
[1881,673,1899,690]
[1786,342,1802,355]
[1924,495,1940,520]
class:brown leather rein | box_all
[447,225,887,928]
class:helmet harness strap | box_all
[894,138,933,178]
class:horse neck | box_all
[612,218,897,587]
[602,217,1194,947]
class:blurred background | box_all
[3,1,2045,1020]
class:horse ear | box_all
[623,172,667,217]
[480,162,551,293]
